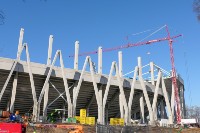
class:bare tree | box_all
[0,0,47,25]
[193,0,200,21]
[185,105,200,122]
[0,10,5,25]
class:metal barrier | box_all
[96,124,173,133]
[26,124,173,133]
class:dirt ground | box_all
[172,128,200,133]
[26,125,200,133]
[26,125,96,133]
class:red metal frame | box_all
[69,34,181,57]
[166,25,181,124]
[0,123,25,133]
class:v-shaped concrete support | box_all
[102,61,128,125]
[127,57,173,125]
[0,43,38,121]
[37,50,72,121]
[152,70,173,124]
[72,56,102,122]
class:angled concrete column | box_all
[128,66,138,124]
[161,77,173,124]
[86,93,95,117]
[43,83,49,121]
[138,57,153,124]
[38,51,72,121]
[10,28,24,113]
[23,44,38,121]
[140,94,145,123]
[152,70,161,121]
[10,72,18,113]
[107,90,119,121]
[43,35,53,121]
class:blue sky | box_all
[0,0,200,106]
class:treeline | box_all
[185,105,200,122]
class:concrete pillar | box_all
[154,105,158,120]
[134,113,137,120]
[180,85,185,119]
[140,94,144,123]
[119,93,124,118]
[164,106,168,119]
[157,105,159,120]
[138,57,154,124]
[47,35,53,65]
[118,51,124,119]
[98,47,102,74]
[17,28,24,60]
[160,99,165,119]
[71,81,78,117]
[74,41,79,70]
[118,51,123,77]
[150,62,155,85]
[171,83,175,121]
[10,72,18,113]
[43,83,49,121]
[98,90,103,123]
[72,81,78,116]
[138,57,142,74]
[174,107,177,121]
[98,85,103,124]
[62,102,66,122]
[6,99,10,112]
[73,89,76,117]
[106,107,108,125]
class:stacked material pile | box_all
[75,109,95,125]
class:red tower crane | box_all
[69,26,182,124]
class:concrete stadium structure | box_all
[0,28,185,125]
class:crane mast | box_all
[166,26,181,124]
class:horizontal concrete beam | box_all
[0,57,163,95]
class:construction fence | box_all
[26,124,173,133]
[96,124,173,133]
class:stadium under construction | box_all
[0,28,186,126]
